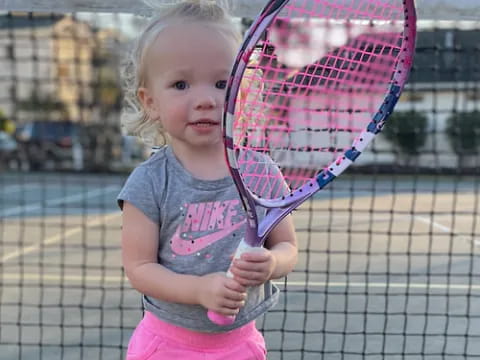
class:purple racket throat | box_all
[208,0,417,326]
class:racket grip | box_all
[207,311,236,326]
[207,239,257,326]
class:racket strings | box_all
[233,0,408,197]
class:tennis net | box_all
[0,1,479,359]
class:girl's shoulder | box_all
[139,146,169,169]
[119,147,170,207]
[125,146,170,186]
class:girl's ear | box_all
[138,87,158,118]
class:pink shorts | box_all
[126,312,267,360]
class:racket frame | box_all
[223,0,417,248]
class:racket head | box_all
[223,0,417,242]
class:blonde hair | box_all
[122,0,241,146]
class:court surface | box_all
[1,172,479,359]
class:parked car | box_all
[15,121,86,171]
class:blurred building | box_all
[388,28,480,169]
[0,12,127,171]
[0,12,125,125]
[305,27,480,170]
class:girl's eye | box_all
[173,81,188,90]
[216,80,227,89]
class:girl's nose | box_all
[194,91,217,110]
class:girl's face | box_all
[139,23,238,152]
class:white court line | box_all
[2,273,125,283]
[415,215,478,244]
[415,215,453,234]
[0,185,120,217]
[303,213,475,242]
[2,274,479,291]
[1,212,121,263]
[1,183,42,193]
[282,281,480,291]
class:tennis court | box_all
[2,173,479,359]
[1,0,480,359]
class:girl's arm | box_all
[264,214,298,279]
[229,214,298,286]
[121,201,246,315]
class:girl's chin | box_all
[174,137,223,150]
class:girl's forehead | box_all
[152,22,236,54]
[147,23,237,70]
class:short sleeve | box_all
[117,165,161,224]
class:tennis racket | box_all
[208,0,417,325]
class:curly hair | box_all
[121,0,241,146]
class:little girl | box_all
[118,1,298,359]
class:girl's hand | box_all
[229,248,277,287]
[197,273,247,316]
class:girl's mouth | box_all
[190,120,219,127]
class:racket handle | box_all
[207,310,236,326]
[207,239,257,326]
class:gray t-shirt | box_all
[117,146,280,333]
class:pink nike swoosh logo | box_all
[170,220,246,256]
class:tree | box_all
[382,110,429,166]
[17,92,68,121]
[445,111,480,169]
[91,30,123,120]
